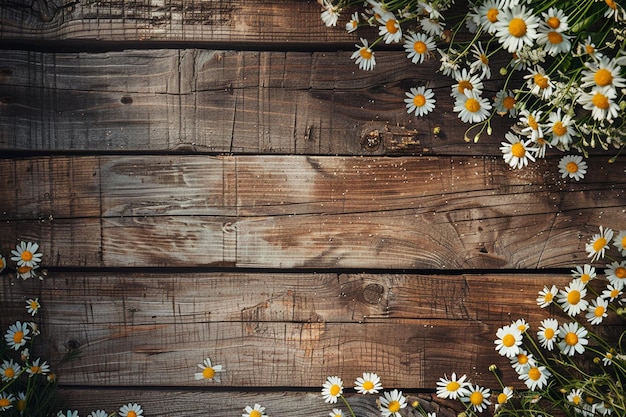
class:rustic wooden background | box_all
[1,0,625,415]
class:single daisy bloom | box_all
[16,264,39,280]
[329,409,344,417]
[345,12,359,33]
[57,411,79,417]
[404,32,436,64]
[571,264,596,285]
[476,0,504,34]
[320,0,340,27]
[605,261,626,290]
[547,110,578,149]
[436,372,471,399]
[578,86,620,121]
[419,16,444,36]
[88,411,109,417]
[405,86,436,117]
[10,241,43,268]
[379,389,407,417]
[470,42,492,79]
[541,7,569,32]
[558,155,587,181]
[16,392,26,414]
[518,365,551,390]
[0,393,15,412]
[586,296,609,325]
[454,90,492,124]
[493,5,540,53]
[351,38,376,71]
[500,132,537,169]
[5,321,31,350]
[321,376,343,404]
[510,349,536,373]
[495,324,523,357]
[557,321,588,356]
[378,12,402,44]
[601,284,622,301]
[26,357,50,377]
[495,387,514,410]
[536,284,558,308]
[567,388,584,408]
[494,89,517,117]
[604,0,626,19]
[581,56,626,90]
[462,385,491,412]
[194,357,223,382]
[0,359,21,382]
[242,403,266,417]
[586,226,614,262]
[25,298,41,316]
[613,230,626,255]
[525,66,554,100]
[536,26,571,56]
[512,318,529,334]
[602,351,615,366]
[354,372,383,394]
[451,68,484,100]
[519,109,544,142]
[119,403,143,417]
[577,36,603,60]
[557,279,589,316]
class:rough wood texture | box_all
[1,155,624,269]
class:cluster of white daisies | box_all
[0,241,43,280]
[318,0,626,180]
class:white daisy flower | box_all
[354,372,383,394]
[537,318,559,350]
[605,261,626,290]
[194,357,224,382]
[16,265,39,280]
[586,296,609,325]
[420,16,444,36]
[351,38,376,71]
[601,284,622,301]
[541,7,569,32]
[379,389,407,417]
[613,230,626,255]
[436,372,471,399]
[57,411,79,417]
[495,387,514,410]
[454,90,492,124]
[577,36,603,60]
[404,32,436,64]
[0,393,15,412]
[558,321,588,356]
[10,241,43,268]
[493,5,541,53]
[604,0,626,20]
[567,388,584,408]
[536,27,571,56]
[578,85,620,121]
[518,365,551,390]
[26,358,50,376]
[525,66,554,100]
[0,359,21,382]
[571,264,596,285]
[558,155,587,181]
[4,321,31,350]
[536,285,558,308]
[519,109,544,142]
[345,12,359,33]
[512,318,529,333]
[470,42,492,79]
[500,132,537,169]
[494,324,523,357]
[557,279,589,316]
[25,298,41,316]
[476,0,505,34]
[329,409,344,417]
[378,12,403,43]
[494,89,518,117]
[320,1,340,27]
[405,86,436,117]
[462,385,491,412]
[510,349,536,373]
[581,56,626,89]
[242,404,266,417]
[88,411,109,417]
[547,109,578,148]
[451,68,484,100]
[586,226,614,262]
[119,403,143,417]
[321,376,343,404]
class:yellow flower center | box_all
[458,80,473,93]
[564,332,578,346]
[360,48,373,60]
[566,162,579,173]
[388,400,401,413]
[413,41,427,54]
[330,384,341,396]
[250,411,261,417]
[503,96,516,110]
[21,251,33,262]
[567,290,581,305]
[127,412,137,417]
[470,391,484,406]
[464,98,481,112]
[606,0,616,9]
[611,289,619,298]
[4,368,15,378]
[528,367,541,381]
[447,381,460,391]
[544,292,553,302]
[413,94,427,107]
[517,353,528,364]
[17,266,32,274]
[17,399,26,412]
[363,381,374,391]
[527,115,538,130]
[552,121,567,136]
[508,18,527,37]
[0,398,10,407]
[595,305,606,317]
[547,31,563,45]
[593,237,607,252]
[502,334,516,347]
[585,44,595,54]
[498,392,509,404]
[546,16,561,29]
[572,395,582,405]
[13,331,24,344]
[534,74,549,89]
[479,54,489,64]
[544,328,554,339]
[580,273,591,283]
[30,301,39,310]
[621,236,626,249]
[595,68,613,87]
[615,266,626,279]
[511,142,526,158]
[386,19,399,34]
[591,92,610,109]
[487,8,499,23]
[203,367,215,379]
[30,365,40,374]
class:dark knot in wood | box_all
[362,283,384,304]
[360,130,381,152]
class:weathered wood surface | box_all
[1,155,625,269]
[0,272,581,389]
[0,48,514,155]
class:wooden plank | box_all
[1,155,625,269]
[0,48,511,155]
[0,0,359,44]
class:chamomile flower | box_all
[601,284,622,301]
[320,1,340,27]
[548,110,578,149]
[25,298,41,316]
[451,68,484,100]
[420,16,444,36]
[577,36,603,60]
[329,409,344,417]
[454,90,492,123]
[525,66,554,100]
[405,86,436,117]
[345,12,359,33]
[0,393,15,411]
[614,230,626,255]
[537,284,558,308]
[537,318,559,350]
[436,372,470,399]
[16,265,39,280]
[476,0,505,34]
[578,85,620,121]
[558,155,588,181]
[558,321,589,356]
[321,376,343,404]
[495,324,523,357]
[605,261,626,289]
[462,385,491,412]
[510,349,536,373]
[500,132,537,169]
[351,38,376,71]
[512,318,529,333]
[586,226,614,262]
[536,26,571,56]
[11,241,42,268]
[119,403,143,417]
[541,7,569,32]
[379,389,407,417]
[567,388,584,408]
[378,12,403,43]
[519,109,544,142]
[470,42,492,79]
[57,411,79,417]
[354,372,383,394]
[495,387,514,411]
[242,404,266,417]
[194,357,223,382]
[571,264,596,285]
[404,32,436,64]
[604,0,626,20]
[26,358,50,377]
[581,56,626,89]
[494,89,518,117]
[5,321,30,350]
[518,364,551,390]
[557,279,589,316]
[16,392,26,413]
[493,5,540,53]
[1,359,21,382]
[532,135,551,158]
[586,296,609,325]
[88,411,109,417]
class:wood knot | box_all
[120,96,133,104]
[362,283,384,304]
[360,130,381,152]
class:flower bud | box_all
[412,400,420,409]
[499,67,508,76]
[489,364,498,372]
